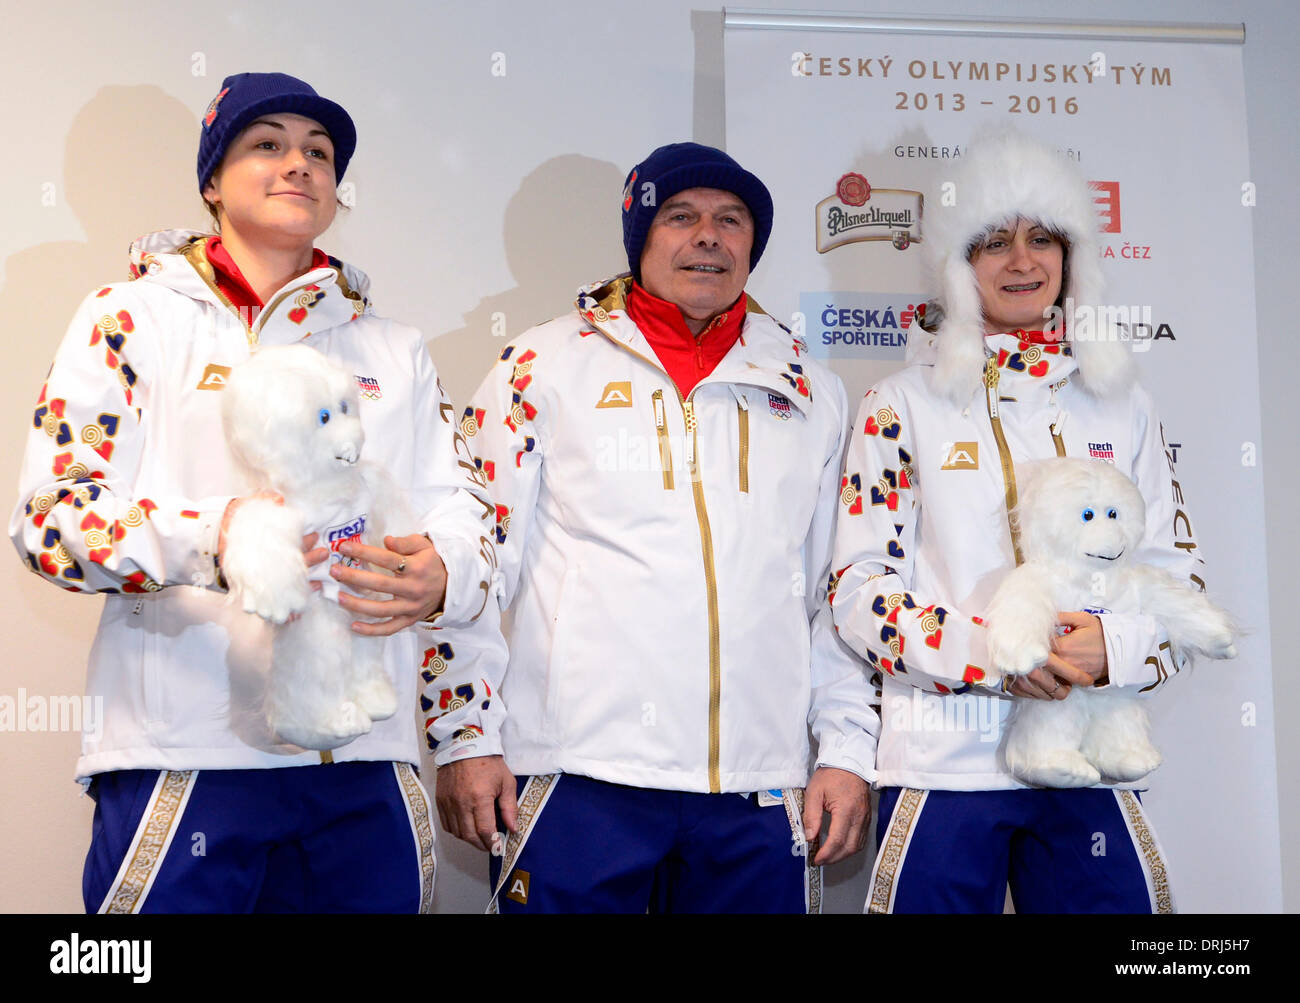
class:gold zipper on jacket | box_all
[652,390,675,490]
[984,357,1024,566]
[1050,410,1068,457]
[683,397,723,792]
[585,309,725,793]
[180,235,325,347]
[180,237,255,345]
[735,393,750,494]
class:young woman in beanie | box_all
[830,129,1200,913]
[12,72,496,912]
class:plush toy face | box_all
[1014,458,1146,569]
[223,344,364,492]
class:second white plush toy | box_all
[984,457,1237,788]
[220,344,404,751]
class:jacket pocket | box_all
[544,567,577,731]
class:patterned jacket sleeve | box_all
[803,376,879,781]
[1094,388,1204,695]
[830,387,1001,695]
[424,341,543,765]
[408,343,497,629]
[9,286,232,595]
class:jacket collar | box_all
[575,274,815,411]
[128,229,371,346]
[908,318,1081,404]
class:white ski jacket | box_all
[830,327,1205,790]
[11,230,496,780]
[425,275,879,792]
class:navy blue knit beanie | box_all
[622,142,774,279]
[197,72,356,191]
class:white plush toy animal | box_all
[220,344,403,751]
[984,457,1237,788]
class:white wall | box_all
[1,0,1294,913]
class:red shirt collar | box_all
[985,327,1065,345]
[205,236,331,311]
[626,281,748,398]
[627,281,747,343]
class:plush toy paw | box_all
[1085,740,1162,784]
[1200,609,1239,660]
[221,498,309,624]
[986,622,1052,677]
[352,675,397,721]
[1009,749,1101,789]
[272,701,372,751]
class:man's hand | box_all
[435,755,518,852]
[802,766,870,866]
[331,533,449,635]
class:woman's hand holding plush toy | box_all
[1005,611,1109,701]
[330,533,449,635]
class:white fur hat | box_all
[924,128,1136,404]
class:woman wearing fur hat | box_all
[829,130,1200,912]
[11,72,496,912]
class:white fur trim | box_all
[925,128,1135,402]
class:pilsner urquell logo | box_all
[815,172,924,254]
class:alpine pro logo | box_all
[596,381,633,408]
[196,363,231,390]
[941,442,979,470]
[506,868,530,905]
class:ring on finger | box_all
[396,559,407,575]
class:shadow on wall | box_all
[2,84,200,518]
[430,154,627,409]
[424,153,622,913]
[0,85,200,913]
[2,85,201,628]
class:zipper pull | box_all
[683,400,697,467]
[984,357,1000,419]
[653,389,666,429]
[731,386,748,411]
[1050,410,1068,438]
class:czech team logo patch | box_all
[355,374,382,400]
[325,515,366,568]
[768,393,791,420]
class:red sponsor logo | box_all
[1091,181,1121,233]
[837,172,871,207]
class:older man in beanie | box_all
[431,143,877,913]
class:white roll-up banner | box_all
[725,9,1280,912]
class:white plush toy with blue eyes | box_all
[219,344,403,751]
[983,457,1237,788]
